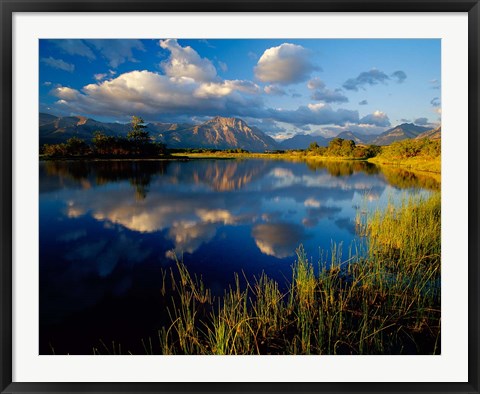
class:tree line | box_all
[306,138,381,159]
[376,138,440,160]
[40,115,440,160]
[305,137,440,160]
[41,116,167,158]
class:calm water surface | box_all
[39,159,438,354]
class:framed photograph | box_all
[1,1,479,393]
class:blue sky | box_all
[39,39,441,139]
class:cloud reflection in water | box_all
[41,159,435,263]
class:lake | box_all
[39,159,437,354]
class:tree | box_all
[326,137,344,156]
[92,131,115,155]
[339,139,355,157]
[155,142,167,155]
[65,137,89,156]
[43,143,67,157]
[127,116,150,143]
[127,116,151,155]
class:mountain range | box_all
[414,126,441,141]
[156,116,277,151]
[369,123,433,145]
[39,113,440,152]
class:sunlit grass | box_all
[368,156,441,174]
[172,150,441,175]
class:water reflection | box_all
[305,159,380,177]
[39,159,436,354]
[379,166,441,191]
[41,159,438,258]
[41,160,170,199]
[252,223,308,258]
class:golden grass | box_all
[368,156,441,174]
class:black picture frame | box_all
[1,1,479,393]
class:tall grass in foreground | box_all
[94,193,441,355]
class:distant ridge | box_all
[39,113,441,151]
[415,126,441,141]
[335,131,372,145]
[40,113,132,145]
[39,113,277,152]
[370,123,430,146]
[157,116,278,152]
[280,134,330,149]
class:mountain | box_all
[280,134,330,150]
[39,114,277,152]
[148,122,191,134]
[157,116,278,152]
[280,124,440,150]
[39,114,131,145]
[370,123,430,145]
[415,126,441,141]
[335,131,372,145]
[39,113,58,126]
[39,113,190,145]
[39,113,441,152]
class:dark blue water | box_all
[39,159,437,354]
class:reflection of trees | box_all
[305,160,380,177]
[41,161,93,192]
[41,160,170,199]
[303,159,440,191]
[43,160,91,182]
[378,167,440,191]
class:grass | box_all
[172,151,365,162]
[368,156,441,174]
[171,151,306,161]
[172,150,441,174]
[90,192,441,355]
[42,144,440,175]
[367,139,441,174]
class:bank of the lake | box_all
[367,156,441,174]
[171,151,441,175]
[40,151,441,178]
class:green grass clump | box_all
[365,193,440,264]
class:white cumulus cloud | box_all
[194,80,259,98]
[52,86,81,101]
[51,70,262,120]
[254,43,317,85]
[159,38,217,82]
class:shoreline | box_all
[367,157,441,175]
[39,152,441,177]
